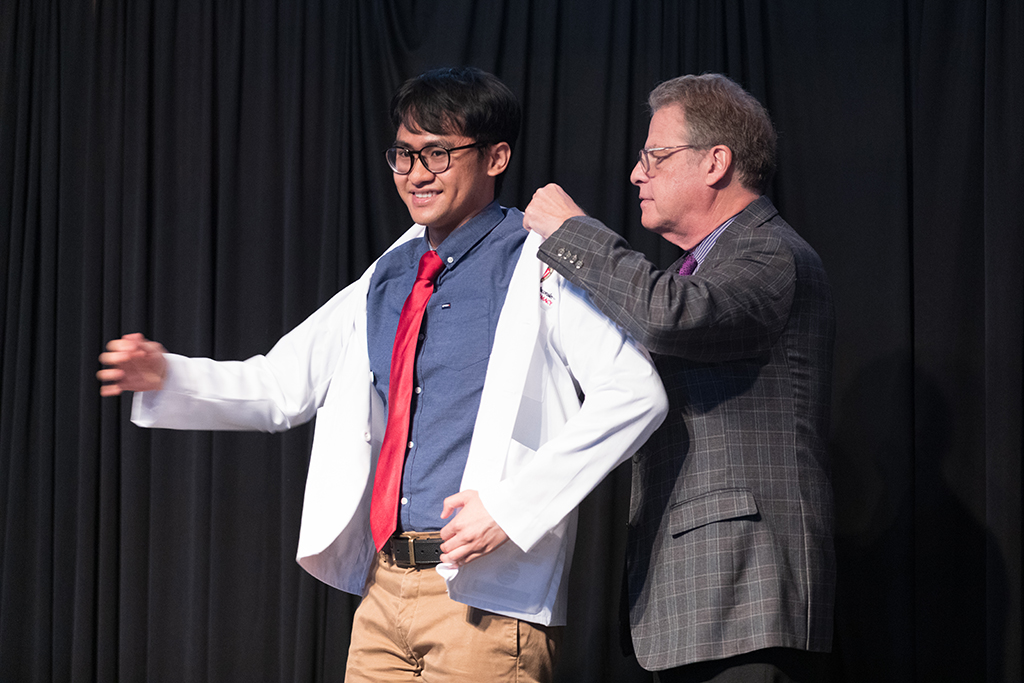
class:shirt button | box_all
[408,441,414,449]
[363,432,372,442]
[418,333,425,340]
[446,256,454,264]
[400,497,408,505]
[414,386,422,394]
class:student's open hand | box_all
[97,333,168,396]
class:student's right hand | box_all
[97,333,168,396]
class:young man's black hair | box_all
[390,66,521,195]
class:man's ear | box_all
[486,141,512,177]
[705,144,733,187]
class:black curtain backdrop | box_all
[2,1,1021,681]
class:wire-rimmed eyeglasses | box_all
[637,145,694,174]
[385,143,484,175]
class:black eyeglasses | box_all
[386,142,484,175]
[637,145,694,174]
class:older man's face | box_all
[629,104,709,250]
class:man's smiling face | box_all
[392,123,503,245]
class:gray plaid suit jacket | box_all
[538,196,835,671]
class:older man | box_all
[525,73,835,682]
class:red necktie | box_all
[370,249,445,551]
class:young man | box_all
[525,74,836,682]
[98,67,666,682]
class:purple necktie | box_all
[678,253,697,276]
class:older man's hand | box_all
[523,183,586,238]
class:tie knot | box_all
[678,252,697,276]
[417,250,444,283]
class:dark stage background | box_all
[2,1,1021,681]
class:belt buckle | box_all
[405,536,418,567]
[386,533,416,568]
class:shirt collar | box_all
[689,215,737,270]
[417,200,505,274]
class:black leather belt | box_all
[386,533,443,568]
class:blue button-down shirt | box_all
[366,202,526,532]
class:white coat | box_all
[132,221,668,626]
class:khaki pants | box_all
[345,551,562,682]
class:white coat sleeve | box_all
[479,277,668,552]
[131,279,365,432]
[130,224,426,433]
